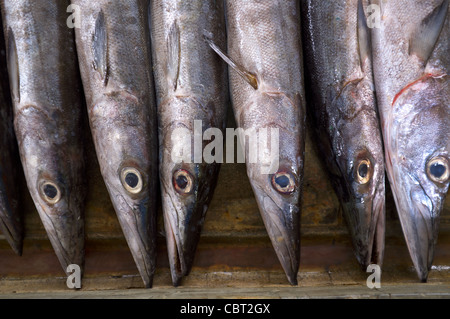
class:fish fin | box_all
[167,21,181,92]
[357,0,372,69]
[409,0,449,63]
[7,28,19,103]
[93,10,108,86]
[206,37,258,90]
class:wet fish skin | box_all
[150,0,228,286]
[370,0,450,281]
[218,0,305,285]
[1,0,86,271]
[72,0,158,287]
[300,0,386,269]
[0,12,22,255]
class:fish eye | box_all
[173,169,194,194]
[39,181,61,204]
[271,171,295,194]
[426,156,449,183]
[120,167,143,194]
[356,159,372,185]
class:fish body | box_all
[370,0,450,281]
[0,13,22,255]
[212,0,306,285]
[150,0,228,286]
[300,0,386,269]
[72,0,158,287]
[1,0,86,272]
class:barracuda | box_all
[300,0,386,270]
[72,0,158,287]
[150,0,228,286]
[370,0,450,281]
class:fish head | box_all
[329,79,386,269]
[90,92,157,287]
[159,96,220,285]
[14,105,85,272]
[239,92,304,285]
[388,75,450,281]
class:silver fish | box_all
[210,0,306,285]
[0,12,22,256]
[370,0,450,281]
[150,0,228,286]
[300,0,386,269]
[1,0,86,273]
[72,0,158,287]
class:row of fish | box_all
[0,0,448,287]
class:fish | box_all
[209,0,306,285]
[150,0,228,286]
[1,0,86,273]
[72,0,158,288]
[0,12,22,256]
[370,0,450,281]
[300,0,386,270]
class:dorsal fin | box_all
[357,0,372,69]
[93,10,108,86]
[409,0,448,64]
[7,28,19,103]
[167,21,181,92]
[206,37,258,90]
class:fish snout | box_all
[254,188,300,285]
[404,186,439,282]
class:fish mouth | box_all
[113,193,156,288]
[253,190,300,285]
[37,205,85,278]
[345,183,386,271]
[162,191,206,287]
[390,175,438,282]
